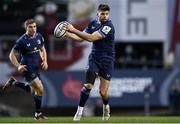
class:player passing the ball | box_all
[64,4,115,121]
[2,19,48,120]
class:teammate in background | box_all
[64,4,115,121]
[2,19,48,120]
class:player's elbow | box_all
[85,36,95,42]
[77,37,84,42]
[9,51,13,61]
[99,90,107,97]
[87,38,94,42]
[9,51,17,62]
[87,35,101,42]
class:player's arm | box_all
[66,23,102,42]
[9,49,27,72]
[65,32,84,42]
[40,46,47,62]
[40,46,48,70]
[9,50,21,68]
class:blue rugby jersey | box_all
[84,19,115,59]
[13,32,44,71]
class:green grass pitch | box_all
[0,116,180,123]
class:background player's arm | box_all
[9,50,21,68]
[9,50,27,72]
[40,46,48,70]
[40,46,47,62]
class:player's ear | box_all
[97,12,99,17]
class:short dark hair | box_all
[24,19,36,28]
[98,4,110,11]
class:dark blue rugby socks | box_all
[14,81,31,93]
[34,95,42,113]
[102,96,109,105]
[79,87,91,107]
[14,81,42,114]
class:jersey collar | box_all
[97,19,110,25]
[24,33,37,39]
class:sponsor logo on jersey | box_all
[107,74,111,78]
[27,43,30,47]
[102,26,111,34]
[92,26,95,29]
[37,39,41,44]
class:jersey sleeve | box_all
[39,33,45,48]
[40,36,45,48]
[98,25,112,38]
[84,26,90,33]
[83,22,93,33]
[12,39,22,53]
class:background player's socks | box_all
[14,82,31,93]
[79,87,91,107]
[34,95,42,113]
[102,96,109,105]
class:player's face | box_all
[26,23,37,37]
[97,10,110,23]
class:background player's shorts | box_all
[87,54,114,81]
[21,66,40,83]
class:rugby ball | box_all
[54,21,67,38]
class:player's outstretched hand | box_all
[64,22,75,33]
[41,61,48,71]
[18,65,27,73]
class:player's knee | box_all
[86,71,97,85]
[36,86,44,96]
[84,83,93,90]
[99,90,107,97]
[39,87,44,96]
